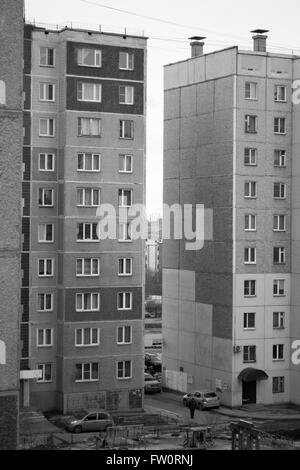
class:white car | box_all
[183,391,220,410]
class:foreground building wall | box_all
[0,0,23,449]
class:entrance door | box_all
[242,380,256,404]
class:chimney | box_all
[251,29,269,52]
[189,36,206,58]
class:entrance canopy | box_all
[238,368,268,382]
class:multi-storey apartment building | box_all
[20,22,147,412]
[0,0,23,449]
[163,31,300,406]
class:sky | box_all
[25,0,300,217]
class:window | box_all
[244,312,256,329]
[118,292,132,310]
[39,118,55,137]
[273,279,285,296]
[273,311,285,329]
[118,222,132,241]
[273,183,286,199]
[118,258,132,276]
[76,223,99,241]
[120,120,134,139]
[273,344,284,361]
[38,188,54,207]
[117,326,132,344]
[39,153,55,171]
[244,181,257,198]
[243,345,256,363]
[40,47,54,66]
[118,189,132,207]
[273,247,286,264]
[272,376,285,393]
[38,258,54,277]
[119,51,134,70]
[76,258,100,277]
[274,85,287,102]
[244,148,257,166]
[245,214,256,231]
[245,82,257,100]
[38,224,53,243]
[244,280,256,297]
[274,150,286,167]
[78,48,101,67]
[245,115,257,133]
[37,328,53,347]
[273,215,286,231]
[75,363,99,382]
[37,293,53,312]
[37,363,53,383]
[39,83,55,102]
[117,360,132,379]
[244,247,256,264]
[274,117,286,134]
[76,293,100,312]
[77,188,100,207]
[119,86,134,105]
[75,328,100,346]
[77,153,100,172]
[77,82,102,102]
[78,118,101,136]
[119,154,133,173]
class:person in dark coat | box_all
[188,397,197,419]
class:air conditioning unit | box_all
[233,345,241,354]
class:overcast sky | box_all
[25,0,300,217]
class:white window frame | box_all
[118,222,132,242]
[37,328,53,347]
[244,181,257,198]
[40,47,55,67]
[38,223,54,243]
[245,214,256,232]
[118,189,133,207]
[273,344,284,361]
[117,326,132,345]
[38,188,54,207]
[116,360,132,379]
[76,222,100,242]
[119,86,134,105]
[274,117,286,135]
[37,363,53,383]
[77,153,101,172]
[273,183,286,199]
[75,362,99,382]
[76,258,100,277]
[243,312,256,330]
[76,293,100,312]
[245,115,257,133]
[274,150,286,167]
[78,117,101,136]
[37,293,53,312]
[39,153,55,172]
[119,51,134,70]
[119,154,133,173]
[118,258,132,276]
[75,327,100,347]
[244,148,257,166]
[120,119,134,139]
[243,345,256,363]
[273,311,285,329]
[273,215,286,232]
[38,258,54,277]
[77,188,101,207]
[244,247,256,265]
[117,292,132,310]
[77,48,102,68]
[39,118,55,137]
[272,376,285,394]
[274,85,287,103]
[273,247,286,264]
[245,82,257,100]
[273,279,285,296]
[39,82,55,102]
[77,82,102,102]
[244,280,256,297]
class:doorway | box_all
[242,380,256,404]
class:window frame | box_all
[273,246,286,264]
[244,147,257,166]
[273,279,285,296]
[76,292,100,312]
[244,114,257,133]
[37,363,53,383]
[274,149,286,168]
[76,258,100,277]
[39,153,55,172]
[77,153,101,172]
[119,51,134,71]
[76,188,101,207]
[78,117,101,137]
[38,188,54,207]
[37,293,53,312]
[244,247,256,265]
[38,258,54,277]
[75,362,99,382]
[119,119,134,139]
[116,360,132,379]
[243,312,256,330]
[273,343,284,361]
[39,118,55,137]
[37,328,53,347]
[117,292,133,310]
[244,214,256,232]
[272,376,285,394]
[117,326,132,345]
[274,117,286,135]
[119,85,134,105]
[77,48,102,68]
[273,182,286,199]
[243,345,256,363]
[274,85,287,103]
[119,154,133,173]
[245,82,257,100]
[118,257,133,276]
[75,327,100,347]
[39,47,55,67]
[273,214,286,232]
[244,279,256,297]
[273,311,285,329]
[39,82,55,102]
[76,222,100,242]
[244,181,257,198]
[77,82,102,103]
[118,222,132,242]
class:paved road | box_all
[144,391,231,426]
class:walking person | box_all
[188,397,197,419]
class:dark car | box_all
[144,373,162,394]
[145,353,162,373]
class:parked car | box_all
[145,353,162,373]
[144,372,162,394]
[182,391,220,410]
[63,409,113,433]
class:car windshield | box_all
[204,392,217,398]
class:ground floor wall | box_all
[0,392,19,449]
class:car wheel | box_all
[73,425,82,433]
